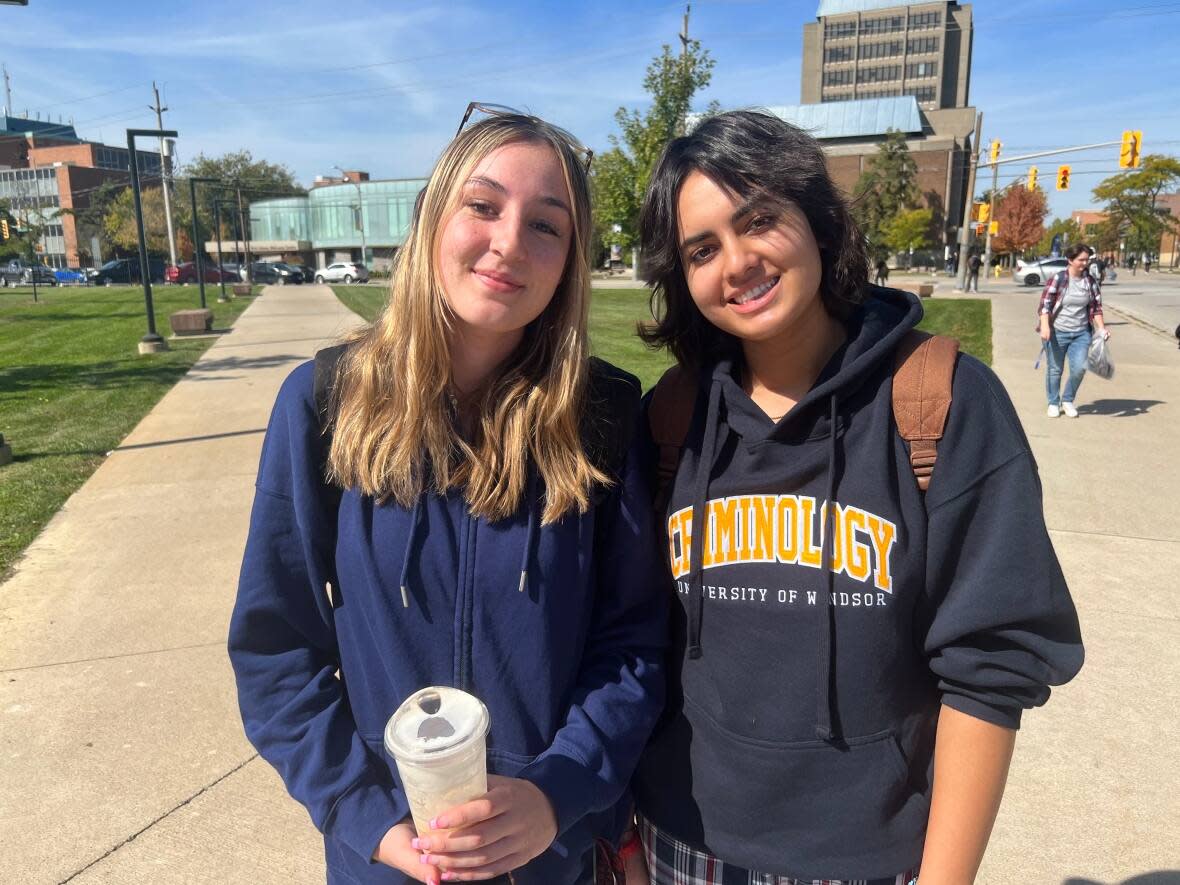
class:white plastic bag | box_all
[1086,333,1114,380]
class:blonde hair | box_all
[327,114,606,524]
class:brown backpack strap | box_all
[648,364,698,514]
[892,330,959,492]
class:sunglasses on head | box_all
[456,102,594,172]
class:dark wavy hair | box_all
[638,110,869,368]
[1064,243,1093,261]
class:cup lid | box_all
[384,686,490,762]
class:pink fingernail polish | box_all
[411,838,420,850]
[419,854,430,865]
[429,817,439,830]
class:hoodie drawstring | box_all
[398,496,423,609]
[815,393,839,740]
[519,469,539,593]
[687,378,723,660]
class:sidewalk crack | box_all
[57,754,260,884]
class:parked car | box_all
[1,259,58,287]
[1013,257,1068,287]
[288,264,315,283]
[54,267,89,285]
[313,261,369,284]
[92,257,166,285]
[250,261,303,285]
[165,262,239,284]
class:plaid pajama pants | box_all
[638,816,919,885]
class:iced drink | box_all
[384,686,490,836]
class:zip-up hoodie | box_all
[632,287,1084,881]
[229,358,668,885]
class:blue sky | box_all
[3,0,1178,220]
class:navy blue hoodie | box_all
[632,288,1083,880]
[229,358,667,884]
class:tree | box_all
[104,186,193,257]
[883,208,933,264]
[182,150,305,242]
[1036,217,1082,257]
[992,184,1047,256]
[592,41,715,257]
[58,180,125,264]
[1092,154,1180,255]
[852,130,920,261]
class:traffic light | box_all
[1119,130,1143,168]
[0,218,8,240]
[1056,165,1072,191]
[989,139,1002,163]
[989,221,999,236]
[977,202,990,223]
[1027,166,1039,191]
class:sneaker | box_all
[1062,402,1079,418]
[1047,404,1060,418]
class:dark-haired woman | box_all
[1039,243,1108,418]
[626,110,1084,884]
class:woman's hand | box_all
[412,775,558,881]
[373,820,441,884]
[1039,317,1051,342]
[1099,326,1111,340]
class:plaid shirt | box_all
[638,816,919,885]
[1039,270,1103,323]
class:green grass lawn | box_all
[0,284,252,577]
[333,285,991,391]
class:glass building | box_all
[248,177,428,270]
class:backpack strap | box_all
[648,364,699,515]
[313,343,351,480]
[891,330,959,492]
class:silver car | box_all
[1013,257,1068,287]
[313,262,369,284]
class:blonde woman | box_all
[229,109,667,885]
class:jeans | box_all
[1045,327,1091,406]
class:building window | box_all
[824,20,856,39]
[906,61,938,78]
[821,92,856,103]
[824,68,856,86]
[859,87,902,99]
[859,40,903,60]
[907,36,940,54]
[905,85,937,102]
[825,45,854,63]
[861,15,904,36]
[857,64,901,84]
[910,11,942,30]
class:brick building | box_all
[0,115,161,268]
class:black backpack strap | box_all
[581,357,642,483]
[313,343,350,479]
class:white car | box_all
[313,262,369,284]
[1013,257,1067,287]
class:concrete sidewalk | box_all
[2,281,1177,883]
[1,285,361,884]
[972,282,1180,884]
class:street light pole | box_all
[214,199,231,303]
[188,176,219,309]
[954,112,983,292]
[127,127,178,354]
[334,166,367,268]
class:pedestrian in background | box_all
[966,251,982,291]
[874,257,889,286]
[228,109,667,885]
[1039,243,1109,418]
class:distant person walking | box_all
[1039,243,1109,418]
[1144,255,1152,273]
[966,252,982,292]
[874,258,889,286]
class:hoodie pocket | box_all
[637,710,928,878]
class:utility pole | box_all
[2,64,11,116]
[955,111,983,291]
[150,82,178,269]
[334,166,367,268]
[235,186,252,285]
[982,156,1000,274]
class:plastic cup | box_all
[384,686,490,835]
